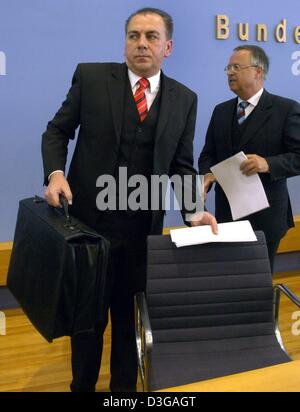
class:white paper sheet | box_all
[170,220,257,248]
[210,151,269,221]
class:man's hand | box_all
[240,154,269,176]
[45,172,73,207]
[203,173,216,200]
[190,211,218,234]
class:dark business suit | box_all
[198,89,300,269]
[42,63,198,391]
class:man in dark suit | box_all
[198,45,300,271]
[42,8,217,392]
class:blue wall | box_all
[1,0,300,241]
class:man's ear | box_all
[164,40,173,58]
[255,66,263,80]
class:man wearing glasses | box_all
[198,45,300,271]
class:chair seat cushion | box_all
[149,334,291,390]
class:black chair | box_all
[135,231,300,391]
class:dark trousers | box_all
[266,239,280,274]
[70,211,152,392]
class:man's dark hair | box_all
[125,8,173,40]
[234,45,269,79]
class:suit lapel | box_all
[239,90,272,148]
[223,99,236,155]
[154,73,175,149]
[107,63,127,147]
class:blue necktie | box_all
[237,101,249,124]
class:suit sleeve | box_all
[169,93,198,178]
[169,93,203,222]
[41,64,82,184]
[198,107,218,175]
[266,100,300,181]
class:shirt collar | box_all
[238,88,264,107]
[128,68,161,93]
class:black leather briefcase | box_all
[7,196,110,342]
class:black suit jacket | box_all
[198,90,300,242]
[42,63,198,234]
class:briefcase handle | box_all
[57,195,103,238]
[33,193,73,227]
[58,194,80,231]
[33,195,102,239]
[59,194,70,222]
[33,194,69,218]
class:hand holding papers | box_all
[210,151,269,221]
[170,220,257,248]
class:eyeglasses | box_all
[224,64,258,73]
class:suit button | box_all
[137,127,142,133]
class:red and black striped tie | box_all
[134,78,150,122]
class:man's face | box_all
[227,50,262,99]
[125,13,173,78]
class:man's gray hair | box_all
[234,45,269,79]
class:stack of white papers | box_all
[170,220,257,248]
[210,151,269,221]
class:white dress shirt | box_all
[238,88,264,120]
[128,68,161,110]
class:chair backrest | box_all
[146,231,275,344]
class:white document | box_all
[170,220,257,248]
[210,151,269,221]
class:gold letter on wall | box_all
[216,15,229,39]
[275,19,287,43]
[257,24,268,42]
[294,26,300,44]
[238,23,249,41]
